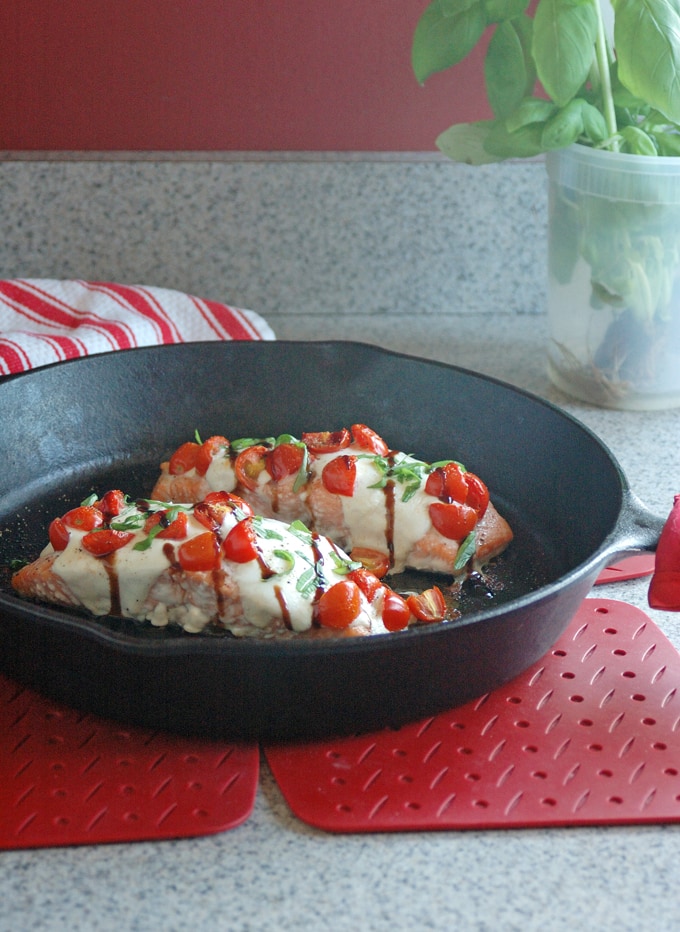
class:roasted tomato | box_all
[194,491,253,531]
[82,529,135,556]
[267,442,305,481]
[425,462,468,503]
[381,590,411,631]
[350,547,390,578]
[222,518,259,563]
[195,435,229,477]
[143,510,189,540]
[315,579,362,629]
[62,505,104,532]
[464,472,490,517]
[178,532,220,572]
[429,501,478,540]
[48,517,70,551]
[301,429,351,454]
[348,567,383,603]
[234,445,269,491]
[96,490,126,519]
[351,424,389,456]
[321,454,357,496]
[169,441,201,476]
[406,586,447,623]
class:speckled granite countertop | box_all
[2,313,679,932]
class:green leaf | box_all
[532,0,598,107]
[619,125,659,156]
[541,99,584,150]
[437,120,505,163]
[612,0,680,123]
[484,0,531,23]
[412,0,487,83]
[483,119,546,158]
[580,100,608,143]
[485,19,529,118]
[505,96,556,132]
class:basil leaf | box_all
[454,531,477,571]
[296,567,318,600]
[532,0,598,107]
[436,120,504,164]
[505,96,556,133]
[485,17,531,118]
[412,0,487,84]
[613,0,680,123]
[272,549,296,573]
[541,98,584,150]
[485,0,531,23]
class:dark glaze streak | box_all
[103,554,121,617]
[383,454,397,567]
[274,584,293,629]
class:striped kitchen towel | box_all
[0,279,275,375]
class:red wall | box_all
[0,1,490,151]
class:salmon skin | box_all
[152,424,514,579]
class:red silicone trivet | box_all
[265,599,680,832]
[596,553,655,584]
[0,676,259,849]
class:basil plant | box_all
[413,0,680,401]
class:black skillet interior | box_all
[0,341,629,739]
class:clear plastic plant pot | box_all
[546,143,680,410]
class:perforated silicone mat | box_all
[595,553,655,584]
[0,677,259,849]
[265,599,680,832]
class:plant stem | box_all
[592,0,618,146]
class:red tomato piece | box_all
[348,567,383,603]
[169,441,201,476]
[351,424,389,456]
[267,442,305,481]
[381,590,412,631]
[464,472,490,517]
[96,490,126,519]
[82,529,135,556]
[234,445,269,491]
[195,435,229,477]
[144,511,189,540]
[204,490,254,516]
[178,532,221,572]
[48,517,70,551]
[315,579,362,629]
[222,518,259,563]
[301,429,351,454]
[321,455,357,496]
[350,547,390,579]
[429,501,478,540]
[406,586,447,623]
[425,462,468,503]
[63,505,104,532]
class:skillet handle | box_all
[603,491,666,561]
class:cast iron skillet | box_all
[0,341,664,741]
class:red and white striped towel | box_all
[0,279,275,375]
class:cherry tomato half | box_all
[178,532,221,572]
[48,517,70,551]
[62,505,104,532]
[82,529,135,556]
[143,510,189,540]
[464,472,490,517]
[381,590,412,631]
[234,445,269,491]
[195,435,229,477]
[429,501,478,541]
[301,429,351,454]
[222,518,259,563]
[406,586,447,623]
[169,441,201,476]
[96,490,126,519]
[267,442,305,481]
[351,424,389,456]
[348,567,383,603]
[321,455,357,497]
[350,547,390,579]
[315,579,362,629]
[425,462,468,503]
